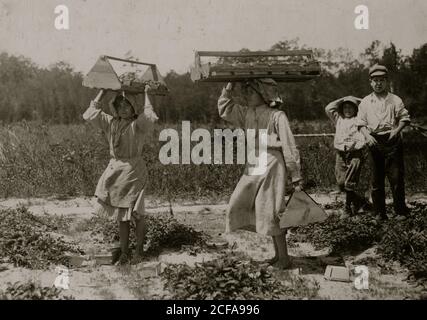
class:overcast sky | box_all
[1,0,426,74]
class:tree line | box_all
[0,39,426,124]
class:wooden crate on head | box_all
[82,55,169,96]
[190,50,321,83]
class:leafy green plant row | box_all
[162,253,320,300]
[0,281,73,300]
[290,201,427,282]
[89,213,208,255]
[0,207,83,269]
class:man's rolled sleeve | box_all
[356,101,369,129]
[396,99,411,124]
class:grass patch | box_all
[1,122,426,199]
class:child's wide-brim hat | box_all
[247,78,283,107]
[108,92,141,117]
[338,96,360,114]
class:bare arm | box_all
[389,121,409,141]
[218,82,247,128]
[359,126,377,146]
[389,99,411,140]
[356,98,377,146]
[134,86,159,134]
[276,112,303,187]
[82,89,112,133]
[324,98,343,123]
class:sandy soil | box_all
[0,193,425,300]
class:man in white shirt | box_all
[357,64,411,221]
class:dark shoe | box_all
[362,201,374,212]
[267,256,279,265]
[356,206,365,214]
[340,208,352,220]
[340,213,351,220]
[114,252,129,266]
[131,253,145,265]
[271,258,293,270]
[111,248,121,265]
[396,207,410,217]
[349,203,362,215]
[354,199,369,214]
[376,214,388,221]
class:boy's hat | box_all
[369,64,388,78]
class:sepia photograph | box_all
[0,0,426,305]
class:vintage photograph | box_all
[0,0,426,302]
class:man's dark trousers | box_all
[369,133,408,217]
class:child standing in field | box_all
[218,79,303,269]
[325,96,367,218]
[83,85,158,265]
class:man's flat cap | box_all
[369,64,388,77]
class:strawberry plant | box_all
[162,254,319,300]
[0,207,83,269]
[0,281,73,300]
[90,213,208,254]
[377,202,427,282]
[290,209,381,254]
[290,201,427,283]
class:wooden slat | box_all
[82,57,121,90]
[210,64,320,73]
[196,74,318,82]
[103,55,156,67]
[196,50,314,57]
[121,85,168,95]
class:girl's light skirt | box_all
[226,149,287,236]
[95,190,145,222]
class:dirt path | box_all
[0,193,425,300]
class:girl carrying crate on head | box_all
[83,85,158,265]
[218,79,303,269]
